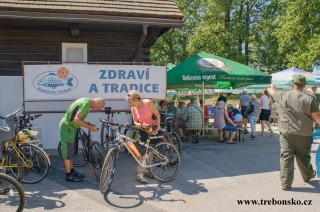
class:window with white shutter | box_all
[62,43,87,62]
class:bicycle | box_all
[100,122,181,195]
[18,113,42,131]
[160,114,182,154]
[0,173,25,212]
[100,108,182,154]
[0,109,50,184]
[100,107,117,152]
[58,127,105,181]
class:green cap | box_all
[292,75,306,85]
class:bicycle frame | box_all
[1,140,51,170]
[109,123,169,168]
[100,111,116,148]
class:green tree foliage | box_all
[151,0,207,64]
[151,0,320,72]
[250,0,287,73]
[274,0,320,71]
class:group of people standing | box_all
[239,89,274,140]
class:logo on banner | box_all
[197,58,228,72]
[33,67,78,95]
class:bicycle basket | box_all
[17,127,41,143]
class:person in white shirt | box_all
[259,89,273,136]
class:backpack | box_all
[246,101,254,115]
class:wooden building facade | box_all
[0,0,184,76]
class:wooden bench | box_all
[185,126,245,142]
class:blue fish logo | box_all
[33,71,78,95]
[37,73,73,89]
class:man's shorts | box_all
[241,106,248,118]
[259,109,271,121]
[59,124,78,160]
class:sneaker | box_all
[252,136,256,140]
[244,130,248,134]
[303,170,316,182]
[72,170,85,178]
[136,173,148,184]
[66,173,82,182]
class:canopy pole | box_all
[202,82,205,136]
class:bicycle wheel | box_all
[163,131,182,155]
[58,139,88,167]
[170,131,183,154]
[100,146,118,195]
[89,141,105,181]
[11,144,50,184]
[148,142,180,182]
[0,173,25,212]
[4,150,24,182]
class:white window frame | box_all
[62,43,87,62]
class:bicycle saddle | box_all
[0,126,10,132]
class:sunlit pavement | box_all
[21,124,319,212]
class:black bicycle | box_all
[100,107,117,152]
[0,173,25,212]
[160,114,182,154]
[58,128,105,181]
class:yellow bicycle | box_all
[0,109,50,184]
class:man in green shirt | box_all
[59,97,105,182]
[268,75,318,191]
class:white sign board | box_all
[24,64,166,100]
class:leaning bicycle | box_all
[58,127,105,181]
[100,122,181,195]
[1,109,50,184]
[0,173,25,212]
[100,113,182,154]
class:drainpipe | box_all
[131,25,148,62]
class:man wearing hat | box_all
[268,75,319,190]
[239,89,250,134]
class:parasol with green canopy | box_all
[167,51,271,89]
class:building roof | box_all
[0,0,183,20]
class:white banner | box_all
[24,64,166,100]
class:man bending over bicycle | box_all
[59,97,105,182]
[125,90,162,184]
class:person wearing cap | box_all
[268,74,319,191]
[247,94,261,140]
[239,89,251,134]
[125,90,162,184]
[182,96,203,143]
[59,97,105,182]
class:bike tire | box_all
[170,131,183,155]
[4,150,24,182]
[149,142,180,182]
[89,141,105,181]
[11,144,50,184]
[162,131,182,155]
[0,173,25,212]
[58,137,89,167]
[100,146,118,195]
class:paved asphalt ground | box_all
[17,124,319,212]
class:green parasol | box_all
[167,51,271,89]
